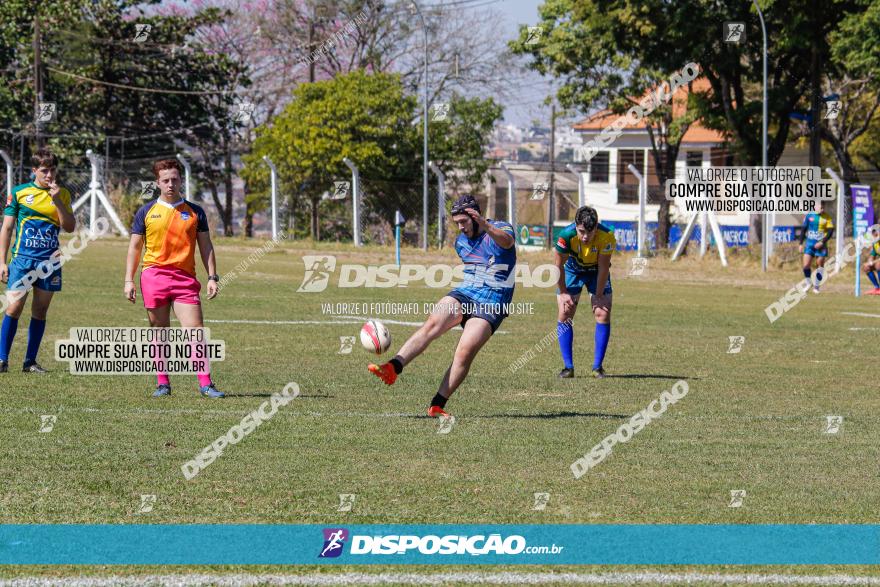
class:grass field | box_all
[2,234,880,585]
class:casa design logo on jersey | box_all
[319,528,349,558]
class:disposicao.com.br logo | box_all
[297,255,559,293]
[318,528,564,557]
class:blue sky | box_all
[487,0,578,128]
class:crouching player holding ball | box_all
[368,195,516,418]
[555,205,615,379]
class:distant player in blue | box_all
[368,195,516,418]
[799,206,834,294]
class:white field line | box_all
[3,571,880,587]
[841,312,880,319]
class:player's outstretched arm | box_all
[197,231,218,299]
[123,234,144,303]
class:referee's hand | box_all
[124,281,136,304]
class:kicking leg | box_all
[429,316,493,416]
[369,296,462,385]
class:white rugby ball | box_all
[360,319,391,355]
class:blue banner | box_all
[852,184,875,238]
[1,524,879,565]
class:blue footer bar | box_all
[0,525,877,565]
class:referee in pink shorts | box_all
[123,158,224,398]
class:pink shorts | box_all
[140,266,201,309]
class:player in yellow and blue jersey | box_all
[863,227,880,295]
[554,206,615,379]
[0,149,76,373]
[799,206,835,294]
[367,195,516,418]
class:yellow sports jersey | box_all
[4,182,72,261]
[554,222,616,270]
[803,212,834,243]
[131,198,209,277]
[871,240,880,258]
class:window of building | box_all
[589,152,609,183]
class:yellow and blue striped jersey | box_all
[4,182,71,261]
[555,222,616,270]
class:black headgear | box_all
[451,194,481,216]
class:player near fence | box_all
[554,205,615,379]
[799,205,835,294]
[367,194,516,418]
[0,148,76,373]
[123,158,224,398]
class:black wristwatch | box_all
[208,274,220,282]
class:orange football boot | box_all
[368,363,397,385]
[427,405,451,418]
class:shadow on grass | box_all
[403,411,629,420]
[603,374,694,380]
[478,411,629,420]
[224,393,335,398]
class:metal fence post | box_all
[176,153,191,200]
[343,157,361,246]
[428,161,445,248]
[262,155,279,240]
[500,161,516,230]
[626,163,647,257]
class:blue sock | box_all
[0,315,18,362]
[869,271,880,288]
[593,322,611,370]
[558,321,574,370]
[803,267,811,280]
[25,318,46,363]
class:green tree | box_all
[817,0,880,189]
[243,70,502,242]
[243,70,417,240]
[512,0,865,245]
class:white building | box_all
[571,79,810,245]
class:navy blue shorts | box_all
[558,268,612,297]
[7,255,62,292]
[446,289,507,334]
